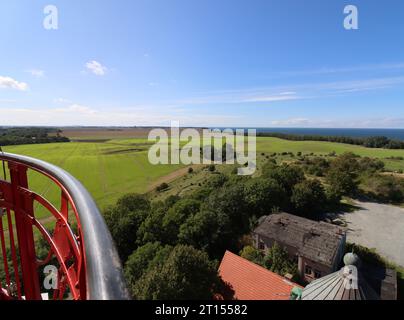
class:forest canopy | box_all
[0,127,70,146]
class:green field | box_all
[3,140,183,218]
[3,136,404,219]
[257,137,404,171]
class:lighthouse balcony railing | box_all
[0,152,128,300]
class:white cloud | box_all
[58,104,97,115]
[277,62,404,77]
[177,90,301,105]
[26,69,45,78]
[279,91,297,95]
[270,118,311,126]
[2,102,404,128]
[0,76,28,91]
[0,104,240,127]
[54,98,71,104]
[176,76,404,106]
[85,60,107,76]
[242,94,300,103]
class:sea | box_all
[235,128,404,141]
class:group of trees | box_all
[104,151,404,299]
[105,156,362,299]
[104,191,234,299]
[240,244,299,281]
[297,152,404,203]
[257,132,404,150]
[0,127,70,146]
[261,161,343,217]
[125,243,221,300]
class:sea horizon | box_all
[214,127,404,141]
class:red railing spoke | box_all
[0,153,128,300]
[0,214,11,287]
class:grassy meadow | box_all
[2,135,404,220]
[3,139,183,218]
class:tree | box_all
[243,178,287,216]
[204,184,250,244]
[162,199,201,244]
[132,245,220,300]
[124,242,172,295]
[363,136,390,148]
[327,169,358,197]
[137,206,166,245]
[104,194,151,261]
[264,243,298,280]
[262,163,305,195]
[180,184,250,259]
[178,209,219,256]
[326,153,360,197]
[240,246,264,266]
[291,179,327,217]
[137,197,181,245]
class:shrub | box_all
[240,246,265,266]
[362,174,404,203]
[345,243,386,268]
[156,182,169,192]
[264,243,299,281]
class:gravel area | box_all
[341,200,404,267]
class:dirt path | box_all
[381,172,404,179]
[147,165,202,192]
[340,200,404,267]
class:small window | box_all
[258,242,265,250]
[314,270,322,279]
[305,265,312,275]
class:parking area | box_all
[341,200,404,267]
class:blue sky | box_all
[0,0,404,127]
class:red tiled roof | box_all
[218,251,300,300]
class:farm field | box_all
[2,136,404,219]
[3,140,183,217]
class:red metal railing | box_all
[0,152,128,300]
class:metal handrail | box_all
[0,152,129,300]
